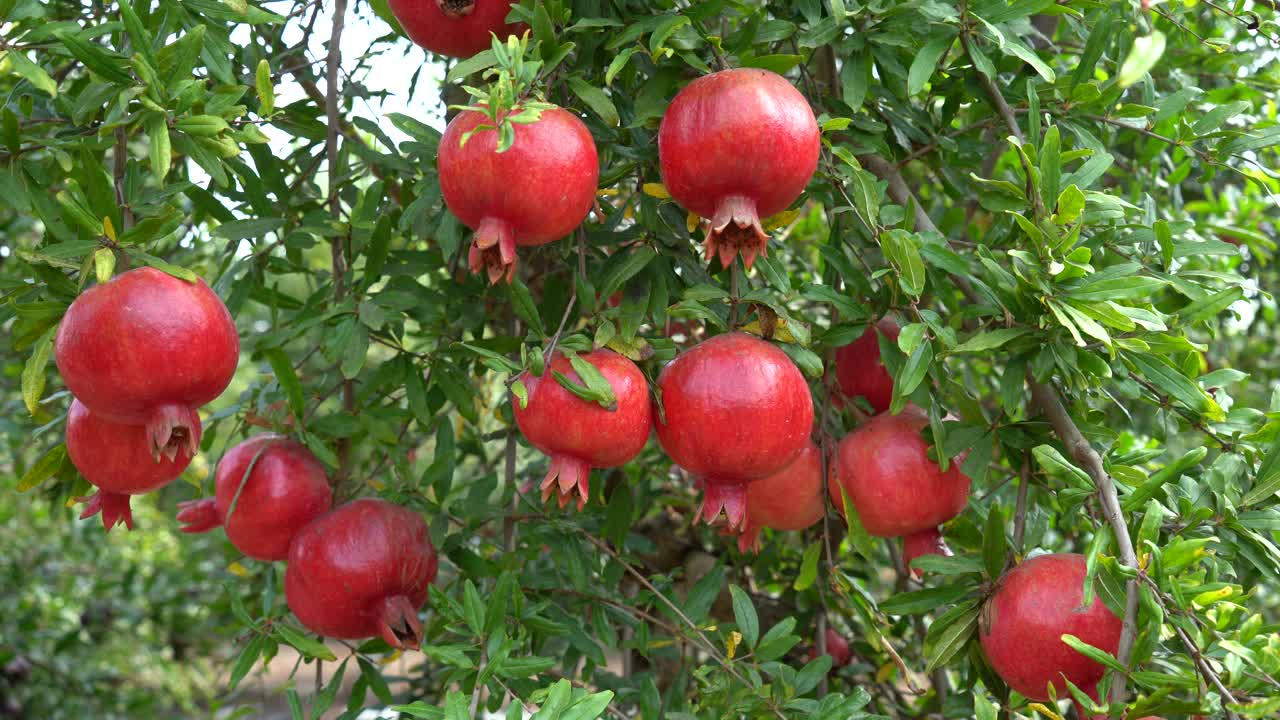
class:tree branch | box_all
[326,0,355,485]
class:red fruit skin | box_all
[55,267,239,457]
[655,332,814,530]
[902,527,953,579]
[65,399,196,532]
[979,553,1122,702]
[439,107,599,284]
[512,350,652,508]
[828,408,970,537]
[658,68,819,269]
[387,0,524,59]
[286,499,438,649]
[834,318,901,414]
[806,628,852,668]
[177,435,332,561]
[735,442,824,553]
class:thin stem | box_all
[1013,453,1030,551]
[326,0,355,484]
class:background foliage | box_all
[2,0,1280,718]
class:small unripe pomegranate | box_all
[286,499,438,649]
[439,106,599,284]
[979,553,1122,702]
[177,435,332,561]
[902,527,953,579]
[658,68,819,269]
[655,332,813,531]
[735,442,824,553]
[387,1,524,59]
[55,267,239,461]
[806,627,852,668]
[66,399,195,531]
[833,318,900,414]
[512,350,652,508]
[828,407,970,537]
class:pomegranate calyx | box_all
[697,478,749,531]
[706,194,768,269]
[540,453,592,506]
[176,498,221,533]
[468,217,518,285]
[146,403,202,462]
[434,0,476,18]
[78,490,135,532]
[377,594,424,650]
[735,521,763,554]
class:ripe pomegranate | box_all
[734,442,824,553]
[55,267,239,461]
[439,106,599,284]
[979,553,1122,702]
[658,68,819,269]
[828,407,970,537]
[65,399,195,531]
[902,527,953,579]
[806,627,852,668]
[387,1,524,59]
[512,350,652,508]
[286,499,438,649]
[655,332,813,531]
[176,434,332,561]
[833,318,901,414]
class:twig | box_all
[113,128,133,231]
[1013,453,1030,551]
[326,0,355,485]
[504,319,521,552]
[1139,574,1240,719]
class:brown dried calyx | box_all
[436,0,476,18]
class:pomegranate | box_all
[979,553,1122,702]
[439,106,599,284]
[55,267,239,461]
[387,1,524,59]
[734,442,824,553]
[655,332,813,530]
[828,407,970,537]
[285,498,438,649]
[806,627,852,668]
[833,318,901,414]
[176,434,332,561]
[65,399,195,531]
[658,68,819,269]
[902,527,954,579]
[512,350,652,508]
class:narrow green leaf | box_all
[1061,633,1127,673]
[145,112,171,183]
[264,348,306,422]
[17,443,67,492]
[21,326,56,415]
[880,584,976,615]
[983,504,1008,579]
[275,624,337,661]
[729,585,759,648]
[7,50,57,96]
[908,33,955,95]
[1116,31,1166,88]
[567,76,618,126]
[794,541,822,591]
[951,328,1030,353]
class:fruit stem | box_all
[145,403,202,462]
[376,594,424,650]
[78,490,135,532]
[175,498,221,533]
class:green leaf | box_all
[227,635,264,692]
[566,352,619,410]
[462,579,486,635]
[145,112,171,183]
[794,541,822,591]
[983,504,1008,579]
[275,624,337,661]
[729,585,759,648]
[56,31,133,85]
[17,443,67,492]
[446,49,498,83]
[1125,352,1224,422]
[1117,31,1166,88]
[92,247,115,285]
[21,326,56,415]
[561,690,615,720]
[1003,36,1055,83]
[924,601,980,672]
[1061,633,1127,673]
[1061,151,1114,189]
[908,33,956,95]
[1033,444,1093,489]
[358,657,393,704]
[1068,275,1166,302]
[567,76,619,127]
[881,230,926,297]
[507,277,545,336]
[264,348,306,422]
[605,47,638,86]
[895,338,933,398]
[951,328,1030,353]
[128,250,197,282]
[879,584,976,615]
[599,247,657,303]
[7,50,57,96]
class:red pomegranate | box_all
[512,350,652,508]
[655,332,813,531]
[55,267,238,461]
[65,399,196,531]
[658,68,819,269]
[176,434,332,561]
[285,499,438,649]
[734,442,824,553]
[979,553,1122,702]
[902,527,953,579]
[833,318,901,414]
[828,407,970,537]
[806,627,852,668]
[387,1,524,59]
[439,106,599,284]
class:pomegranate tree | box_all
[833,318,900,414]
[387,1,523,59]
[439,106,599,284]
[655,332,813,530]
[65,399,195,531]
[902,527,953,579]
[55,267,239,461]
[177,434,332,561]
[735,441,824,553]
[979,553,1122,702]
[512,350,651,508]
[286,498,438,649]
[658,68,819,269]
[828,407,970,537]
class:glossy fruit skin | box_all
[735,442,824,553]
[807,627,852,668]
[55,267,239,458]
[65,399,196,531]
[177,435,332,561]
[902,527,953,579]
[439,106,599,284]
[513,350,652,508]
[828,407,970,537]
[658,68,819,269]
[834,318,900,414]
[979,553,1122,702]
[387,0,524,59]
[655,332,813,530]
[286,499,438,649]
